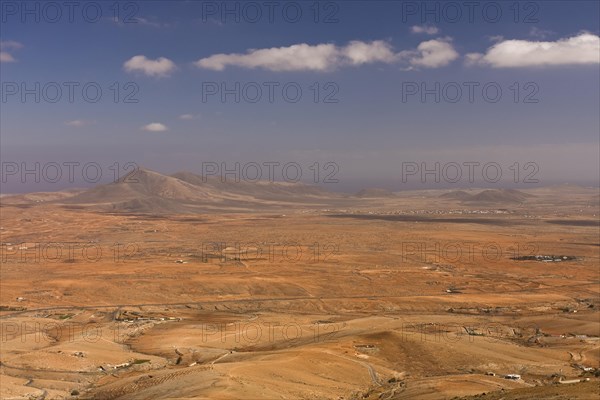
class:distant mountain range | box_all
[1,168,597,214]
[439,189,534,204]
[56,168,347,213]
[354,188,397,198]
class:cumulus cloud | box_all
[196,43,343,72]
[195,40,457,72]
[466,33,600,68]
[411,25,440,35]
[123,55,176,77]
[65,120,95,127]
[0,40,23,63]
[141,122,168,132]
[399,38,459,68]
[342,40,398,65]
[529,27,554,39]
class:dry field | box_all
[1,178,599,399]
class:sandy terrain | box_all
[1,174,598,399]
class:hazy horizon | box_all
[1,164,599,195]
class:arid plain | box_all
[1,170,599,399]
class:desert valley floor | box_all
[1,171,599,399]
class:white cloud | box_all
[0,41,23,50]
[0,52,15,62]
[123,55,176,77]
[465,53,484,66]
[342,40,398,65]
[0,40,23,63]
[466,33,600,68]
[141,122,168,132]
[411,25,440,35]
[196,43,341,72]
[529,27,554,39]
[399,38,459,68]
[195,39,457,72]
[136,17,165,28]
[65,120,95,127]
[179,114,200,120]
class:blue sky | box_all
[1,1,599,192]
